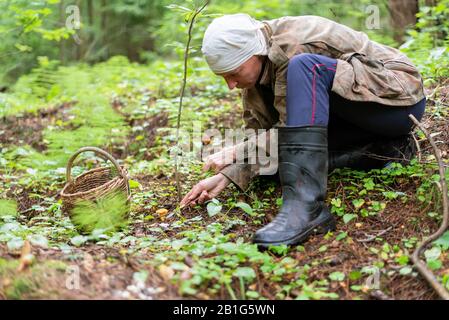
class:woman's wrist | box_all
[218,173,231,185]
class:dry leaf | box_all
[196,292,210,300]
[361,285,370,293]
[17,240,33,272]
[158,264,174,281]
[156,208,169,221]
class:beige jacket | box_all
[220,15,425,191]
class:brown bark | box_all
[388,0,419,43]
[87,0,94,26]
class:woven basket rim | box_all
[60,166,129,199]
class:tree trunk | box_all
[59,0,65,64]
[87,0,94,26]
[101,0,108,59]
[388,0,419,43]
[75,0,83,61]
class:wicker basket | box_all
[60,147,131,231]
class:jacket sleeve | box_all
[219,86,278,191]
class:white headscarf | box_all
[201,13,268,74]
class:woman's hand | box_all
[202,145,236,173]
[180,173,231,208]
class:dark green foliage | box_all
[401,0,449,81]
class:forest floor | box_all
[0,60,448,300]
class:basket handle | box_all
[66,147,127,184]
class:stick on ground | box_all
[408,114,449,300]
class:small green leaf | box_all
[318,245,328,252]
[336,232,348,241]
[0,199,18,218]
[331,198,342,208]
[70,235,88,247]
[363,178,375,190]
[434,231,449,250]
[395,255,409,266]
[233,267,256,280]
[399,266,413,275]
[246,290,260,298]
[427,259,442,270]
[170,262,188,271]
[350,285,362,291]
[352,199,365,209]
[268,244,289,255]
[424,247,441,261]
[234,202,254,216]
[343,213,357,224]
[206,198,222,217]
[329,271,345,282]
[349,270,362,281]
[28,235,48,248]
[133,270,149,284]
[128,179,141,189]
[7,237,24,251]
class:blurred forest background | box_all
[1,0,448,88]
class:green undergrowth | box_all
[1,55,229,177]
[1,156,448,299]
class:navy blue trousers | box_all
[286,53,426,150]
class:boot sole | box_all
[254,214,336,249]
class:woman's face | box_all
[218,56,264,90]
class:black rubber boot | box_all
[253,126,336,248]
[328,134,416,172]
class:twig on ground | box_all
[411,130,422,162]
[370,289,392,300]
[356,226,393,243]
[408,114,449,300]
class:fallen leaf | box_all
[196,293,210,300]
[361,285,370,293]
[156,208,169,221]
[158,264,174,281]
[17,240,34,272]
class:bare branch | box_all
[174,1,210,202]
[408,114,449,300]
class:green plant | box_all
[0,199,18,218]
[70,190,130,234]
